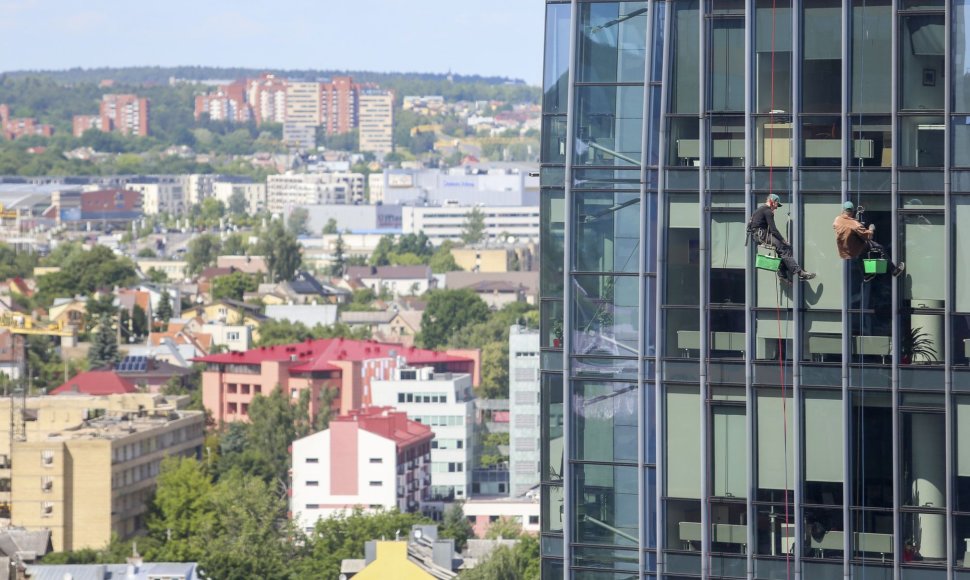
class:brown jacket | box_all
[833,213,873,259]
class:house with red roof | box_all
[49,370,137,396]
[290,406,433,528]
[196,338,479,424]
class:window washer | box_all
[833,201,905,282]
[748,193,816,282]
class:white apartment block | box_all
[508,325,540,497]
[371,367,475,507]
[358,90,394,155]
[125,180,185,215]
[290,407,432,532]
[401,205,539,245]
[212,181,267,215]
[285,82,322,126]
[267,173,362,215]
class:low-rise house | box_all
[463,495,541,538]
[49,370,136,396]
[345,265,434,297]
[252,271,350,305]
[136,259,189,282]
[181,299,266,333]
[113,355,194,392]
[265,304,338,328]
[291,407,432,529]
[443,271,539,305]
[25,560,199,580]
[216,255,268,275]
[339,310,423,347]
[48,297,87,334]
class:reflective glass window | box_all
[712,404,747,499]
[900,15,945,111]
[543,3,571,114]
[849,116,893,168]
[803,391,844,505]
[573,192,640,273]
[755,0,793,113]
[573,463,639,546]
[578,2,648,84]
[710,18,744,112]
[801,116,841,167]
[802,1,842,114]
[541,189,565,298]
[574,381,638,463]
[802,194,843,310]
[575,85,645,167]
[670,0,699,114]
[851,0,892,113]
[899,116,945,167]
[850,392,893,508]
[541,374,564,483]
[954,1,970,112]
[665,194,699,305]
[665,387,700,499]
[571,274,639,358]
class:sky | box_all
[0,0,546,85]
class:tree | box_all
[369,235,395,267]
[429,241,461,274]
[185,234,222,276]
[221,233,248,256]
[137,248,157,258]
[418,289,490,349]
[145,268,168,284]
[329,234,346,277]
[287,207,310,236]
[322,218,339,235]
[36,245,137,308]
[292,509,430,580]
[156,290,173,329]
[228,190,248,216]
[259,219,302,283]
[147,456,214,562]
[211,272,259,302]
[88,315,119,369]
[479,341,509,399]
[459,535,539,580]
[484,516,522,540]
[440,501,474,552]
[460,207,486,245]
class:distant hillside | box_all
[1,65,533,88]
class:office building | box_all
[358,89,394,155]
[540,2,970,578]
[267,173,364,214]
[371,367,475,509]
[125,178,185,215]
[211,179,266,215]
[290,406,432,530]
[401,205,539,245]
[508,325,540,497]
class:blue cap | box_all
[768,193,782,207]
[843,201,855,211]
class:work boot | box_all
[798,271,816,280]
[892,262,906,278]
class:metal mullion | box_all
[697,1,712,576]
[562,1,579,576]
[891,0,902,578]
[791,4,804,577]
[945,0,955,576]
[655,0,673,575]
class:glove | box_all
[868,224,875,232]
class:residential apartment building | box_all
[371,367,475,507]
[125,178,185,215]
[508,325,539,498]
[320,76,358,136]
[198,338,477,425]
[0,105,54,140]
[0,393,202,551]
[358,89,394,155]
[290,406,432,530]
[401,205,539,245]
[96,94,150,137]
[540,2,970,577]
[211,179,266,215]
[194,80,251,124]
[247,74,287,125]
[267,173,364,214]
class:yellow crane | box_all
[0,204,17,221]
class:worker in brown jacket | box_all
[833,201,904,281]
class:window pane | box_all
[670,1,699,114]
[574,463,639,546]
[666,194,699,305]
[712,405,747,498]
[801,116,841,167]
[756,0,793,113]
[902,411,946,512]
[666,386,701,499]
[803,1,842,114]
[541,374,564,483]
[571,275,639,358]
[899,116,944,167]
[573,192,640,273]
[850,116,893,168]
[757,390,793,493]
[802,194,843,309]
[954,0,970,112]
[710,18,744,112]
[804,312,843,363]
[850,392,893,508]
[578,2,648,84]
[541,189,565,297]
[574,381,638,463]
[956,397,970,511]
[543,4,571,114]
[804,391,844,504]
[851,0,892,113]
[958,198,970,312]
[901,15,945,111]
[541,116,567,164]
[709,117,745,167]
[575,85,645,167]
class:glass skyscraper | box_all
[539,1,970,578]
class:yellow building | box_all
[181,299,265,342]
[450,247,511,273]
[0,393,202,551]
[353,542,443,580]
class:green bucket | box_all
[863,258,888,274]
[756,254,782,271]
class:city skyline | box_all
[0,0,545,86]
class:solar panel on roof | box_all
[117,356,147,372]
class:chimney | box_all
[364,540,377,565]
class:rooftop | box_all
[336,406,433,450]
[49,371,136,396]
[195,337,471,370]
[39,410,201,442]
[346,265,431,280]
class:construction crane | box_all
[0,314,74,338]
[0,204,16,220]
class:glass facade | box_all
[540,1,966,578]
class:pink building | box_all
[196,338,478,424]
[290,406,433,530]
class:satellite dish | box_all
[413,528,423,540]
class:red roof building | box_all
[196,338,479,424]
[50,371,137,396]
